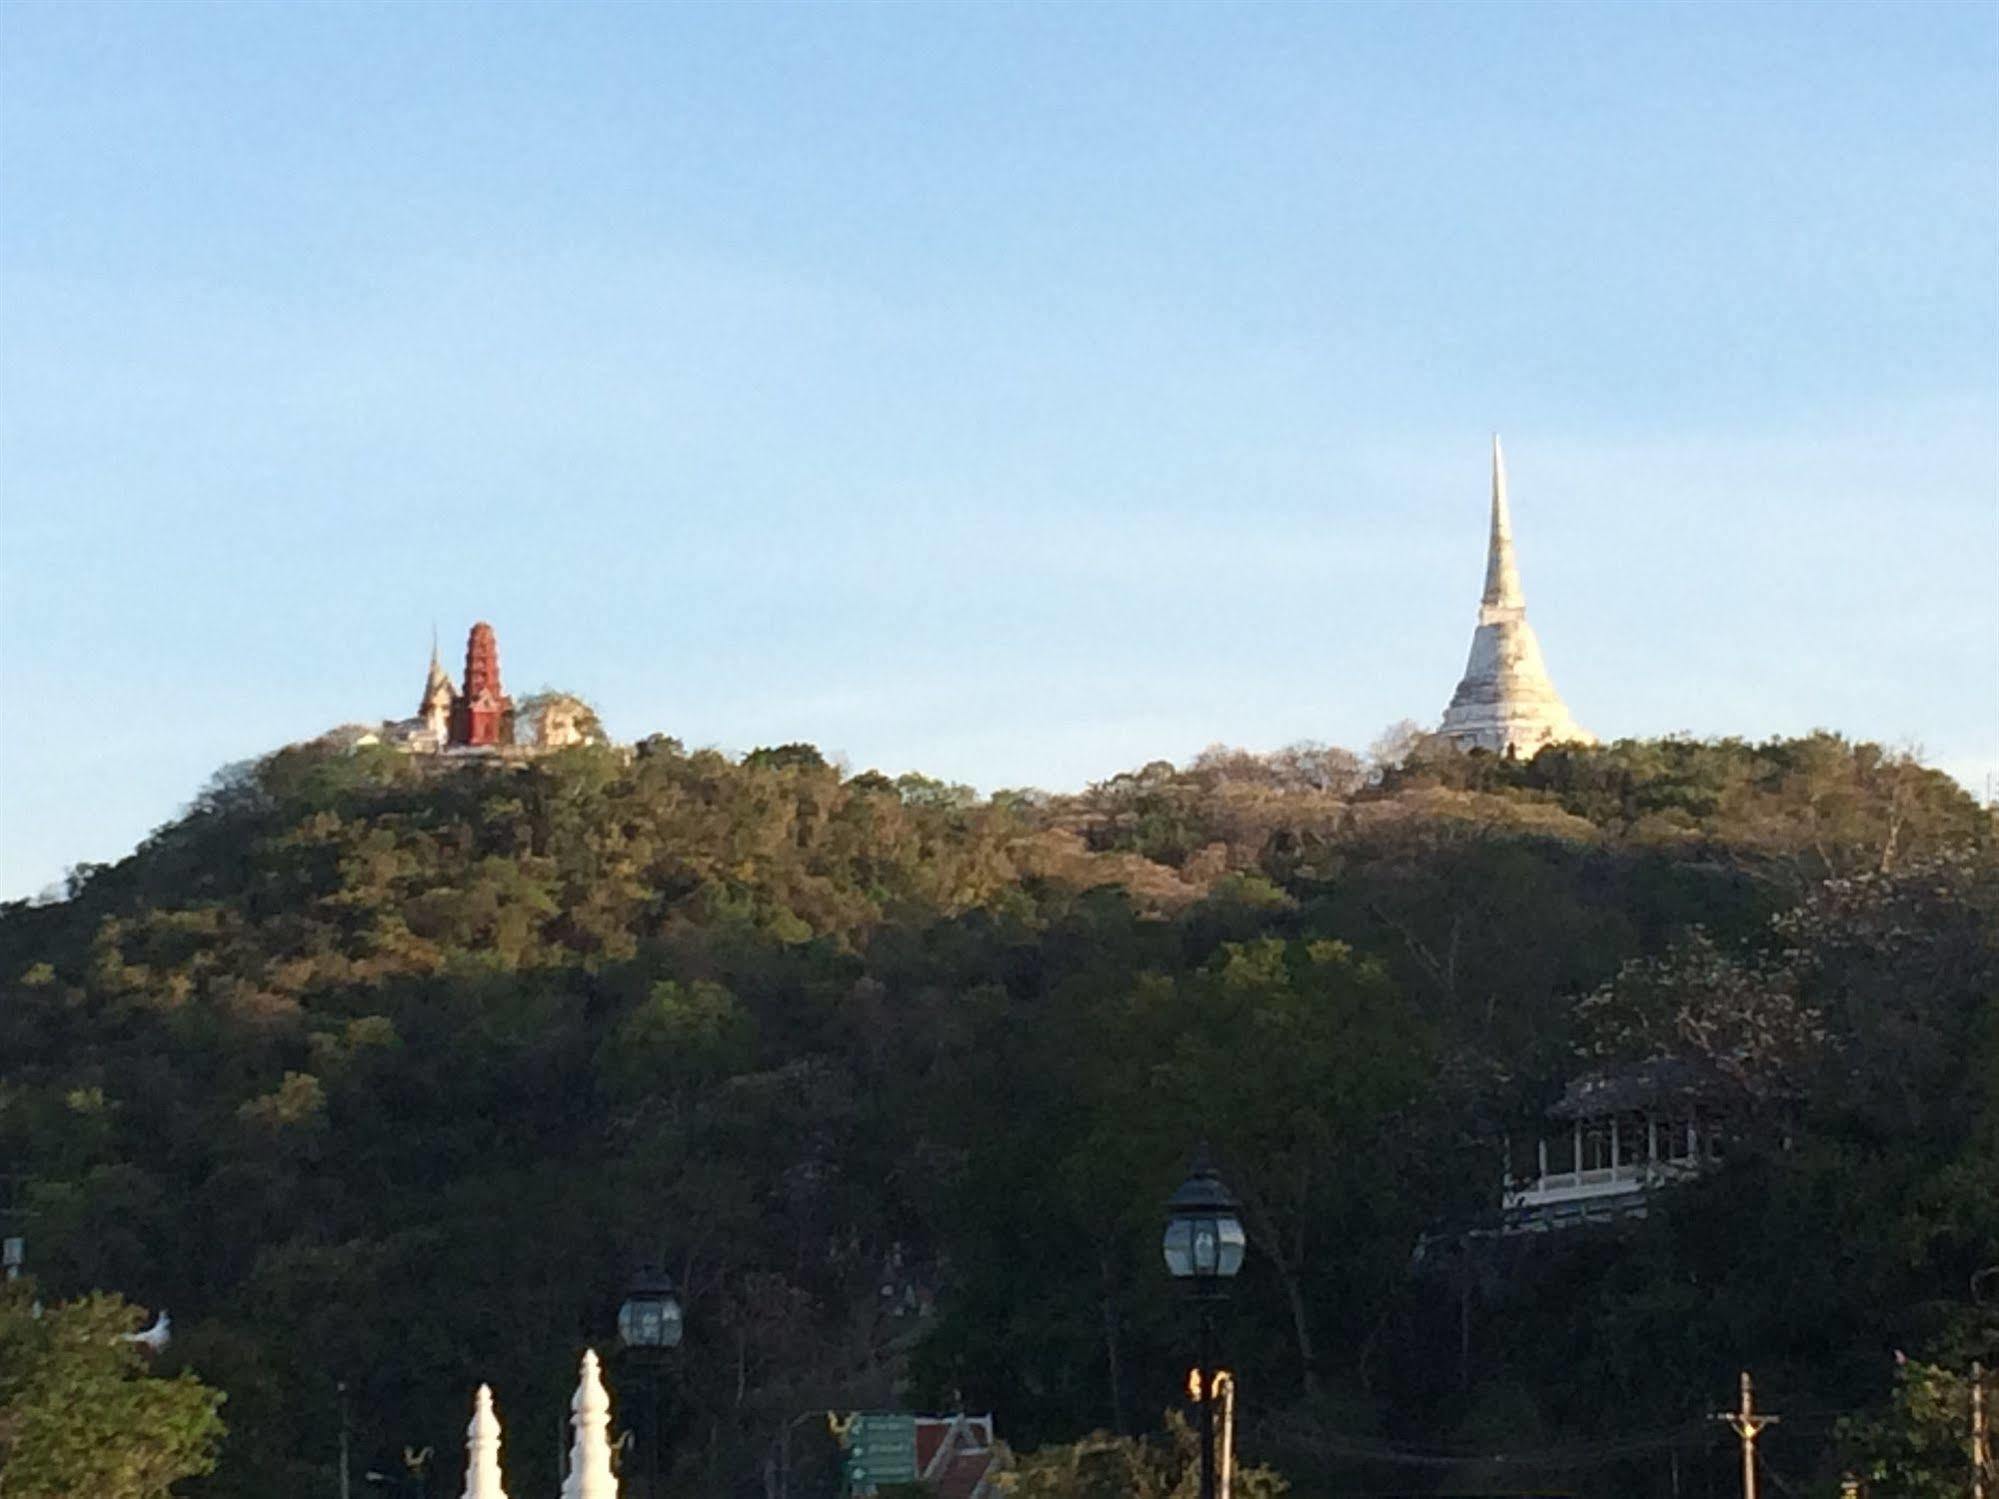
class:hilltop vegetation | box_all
[0,732,1992,1497]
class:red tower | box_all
[449,621,514,748]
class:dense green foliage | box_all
[1835,1356,1996,1498]
[0,1284,226,1497]
[0,732,1991,1497]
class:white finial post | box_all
[461,1384,508,1499]
[560,1350,618,1499]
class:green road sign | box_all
[842,1412,919,1491]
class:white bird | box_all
[121,1309,170,1353]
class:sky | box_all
[1,0,1994,900]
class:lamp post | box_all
[617,1266,683,1499]
[1163,1153,1246,1499]
[337,1381,351,1499]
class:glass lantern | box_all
[617,1266,684,1350]
[1162,1156,1246,1286]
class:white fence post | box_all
[560,1349,618,1499]
[462,1384,509,1499]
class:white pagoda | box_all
[1437,438,1595,756]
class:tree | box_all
[0,1283,225,1499]
[1366,720,1432,778]
[1835,1356,1990,1499]
[1000,1411,1288,1499]
[743,743,829,773]
[1574,930,1826,1114]
[1142,939,1439,1397]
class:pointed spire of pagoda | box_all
[559,1351,618,1499]
[1437,438,1594,756]
[1481,434,1525,616]
[461,1384,508,1499]
[418,627,459,736]
[423,630,452,694]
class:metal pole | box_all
[1974,1360,1987,1499]
[1458,1269,1471,1392]
[1198,1303,1216,1499]
[338,1381,351,1499]
[649,1365,663,1499]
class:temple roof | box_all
[419,641,457,713]
[1547,1058,1713,1119]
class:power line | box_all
[1259,1413,1720,1471]
[1252,1375,1865,1480]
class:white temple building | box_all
[1436,438,1595,756]
[1498,1060,1726,1235]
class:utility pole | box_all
[1712,1371,1779,1499]
[337,1381,351,1499]
[1974,1360,1988,1499]
[1197,1303,1217,1499]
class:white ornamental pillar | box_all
[560,1349,618,1499]
[462,1384,509,1499]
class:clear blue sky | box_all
[3,0,1995,899]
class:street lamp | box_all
[617,1267,683,1499]
[617,1266,684,1352]
[1163,1153,1246,1499]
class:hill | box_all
[1,732,1993,1497]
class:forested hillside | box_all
[1,733,1992,1497]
